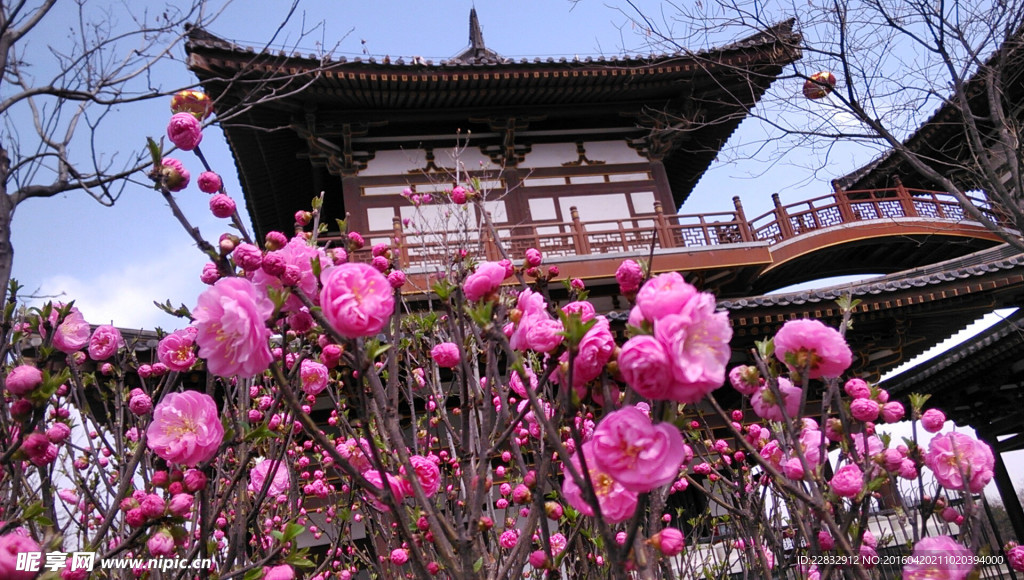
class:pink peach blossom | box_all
[320,262,395,338]
[881,401,905,423]
[925,431,994,493]
[618,335,674,399]
[263,565,295,580]
[160,158,189,191]
[147,529,175,557]
[197,171,222,193]
[525,248,542,267]
[209,193,236,218]
[750,378,802,422]
[463,261,507,301]
[5,365,42,396]
[653,293,732,403]
[430,342,461,368]
[773,319,852,378]
[249,458,290,496]
[591,405,689,492]
[147,391,224,467]
[299,359,329,395]
[635,272,698,322]
[400,455,441,498]
[0,532,41,579]
[167,112,203,151]
[921,409,946,433]
[157,328,197,372]
[830,463,864,498]
[850,398,880,422]
[903,536,974,580]
[1008,545,1024,572]
[615,259,644,295]
[844,378,871,399]
[561,441,638,523]
[361,469,406,512]
[23,432,58,466]
[193,277,274,378]
[53,309,90,354]
[557,315,614,388]
[651,528,685,556]
[88,325,123,361]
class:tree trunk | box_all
[0,147,14,305]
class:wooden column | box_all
[653,201,675,248]
[772,193,795,239]
[733,196,753,242]
[570,207,591,255]
[832,182,856,223]
[894,176,919,217]
[989,433,1024,541]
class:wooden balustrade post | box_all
[732,196,753,242]
[894,176,918,217]
[483,211,500,260]
[772,193,795,239]
[570,206,591,255]
[833,182,856,222]
[391,216,409,269]
[653,201,675,248]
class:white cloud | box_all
[28,244,209,331]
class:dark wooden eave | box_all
[719,243,1024,376]
[184,21,800,240]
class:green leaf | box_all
[473,558,483,573]
[243,568,264,580]
[283,522,305,542]
[244,424,281,443]
[22,501,44,521]
[146,137,163,167]
[432,280,454,301]
[755,338,775,361]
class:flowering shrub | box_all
[0,93,1014,580]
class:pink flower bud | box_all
[209,194,236,218]
[197,171,222,194]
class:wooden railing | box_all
[342,188,1008,272]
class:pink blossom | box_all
[1008,545,1024,572]
[450,186,468,204]
[616,259,644,295]
[184,468,208,492]
[635,272,698,322]
[525,248,543,267]
[263,565,295,580]
[523,317,564,353]
[618,335,674,399]
[320,262,395,339]
[0,532,41,579]
[168,493,193,517]
[921,409,946,433]
[463,261,507,301]
[591,405,689,493]
[129,391,153,416]
[140,494,166,518]
[54,309,90,354]
[431,342,461,368]
[751,378,802,422]
[499,529,519,549]
[851,433,883,458]
[817,530,834,551]
[167,112,203,151]
[903,536,974,580]
[651,528,685,556]
[850,398,880,422]
[400,455,441,498]
[728,365,761,396]
[529,550,549,569]
[249,458,290,496]
[509,367,537,397]
[361,469,406,512]
[557,316,614,388]
[200,262,220,284]
[157,329,197,372]
[147,529,175,557]
[197,171,222,193]
[23,432,58,466]
[46,423,71,443]
[652,293,732,403]
[253,237,327,313]
[233,243,263,272]
[561,441,638,523]
[829,463,864,498]
[388,270,406,288]
[390,548,409,566]
[160,158,190,191]
[881,401,905,423]
[300,359,329,395]
[5,365,42,396]
[844,377,871,399]
[209,193,236,218]
[193,277,274,378]
[88,325,123,360]
[147,391,224,467]
[773,319,852,378]
[925,431,994,493]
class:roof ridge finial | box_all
[469,8,485,54]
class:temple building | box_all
[186,8,1024,550]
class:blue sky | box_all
[11,0,862,330]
